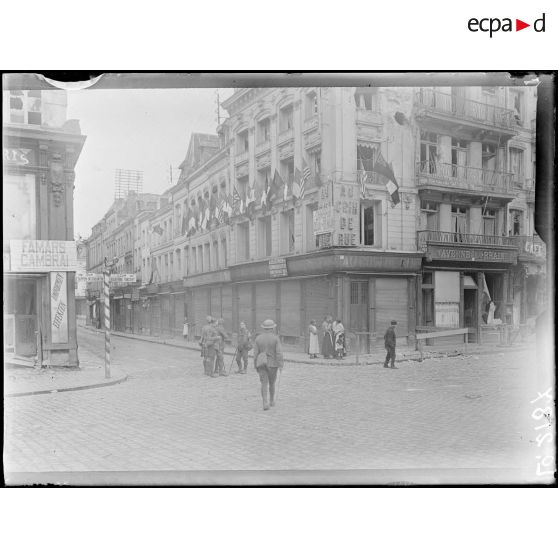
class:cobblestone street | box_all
[4,328,543,481]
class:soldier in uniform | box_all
[253,319,284,411]
[383,320,398,369]
[200,315,219,376]
[214,317,229,376]
[235,321,252,373]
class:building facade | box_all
[85,85,544,351]
[3,87,86,366]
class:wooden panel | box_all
[375,278,408,337]
[255,282,276,330]
[279,280,301,335]
[304,277,332,324]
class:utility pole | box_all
[103,256,118,378]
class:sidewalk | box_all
[4,345,128,397]
[79,324,535,367]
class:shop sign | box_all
[3,148,32,166]
[428,246,517,264]
[313,207,334,235]
[269,257,288,278]
[523,239,546,258]
[50,272,69,343]
[9,240,78,272]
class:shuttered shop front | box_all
[375,278,408,336]
[255,282,276,329]
[210,287,221,319]
[194,288,210,337]
[304,277,332,324]
[238,284,252,331]
[150,297,161,336]
[280,280,301,336]
[221,285,233,331]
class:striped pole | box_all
[104,267,111,379]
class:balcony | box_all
[255,139,270,156]
[418,230,518,265]
[415,89,516,137]
[416,161,514,198]
[508,234,546,261]
[277,127,294,145]
[235,149,249,165]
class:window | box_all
[357,143,380,181]
[176,249,181,278]
[198,246,204,273]
[257,168,271,193]
[509,209,523,236]
[237,176,248,199]
[354,87,379,111]
[482,207,497,236]
[280,158,294,189]
[312,152,322,175]
[257,118,270,143]
[213,241,219,269]
[237,222,250,261]
[420,132,438,173]
[305,91,318,119]
[279,105,293,132]
[510,148,524,184]
[511,90,523,124]
[451,206,468,237]
[191,247,197,274]
[183,247,189,276]
[203,243,210,272]
[280,209,295,254]
[221,238,227,268]
[236,129,249,154]
[361,202,382,246]
[257,216,272,257]
[420,200,439,230]
[451,138,469,178]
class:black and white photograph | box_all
[3,72,555,487]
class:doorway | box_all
[4,276,38,357]
[349,281,369,352]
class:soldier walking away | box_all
[383,320,398,369]
[235,321,252,373]
[214,317,229,376]
[253,319,284,411]
[200,315,219,376]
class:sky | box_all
[67,88,233,238]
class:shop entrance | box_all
[4,276,38,357]
[349,281,369,352]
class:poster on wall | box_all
[50,271,69,343]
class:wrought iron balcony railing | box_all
[415,89,516,130]
[417,230,517,251]
[416,161,514,194]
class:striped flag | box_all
[358,160,368,198]
[232,187,242,215]
[300,161,311,199]
[292,167,302,199]
[373,152,400,206]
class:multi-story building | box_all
[3,86,86,366]
[86,85,543,351]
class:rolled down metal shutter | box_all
[255,282,276,329]
[304,277,332,325]
[238,284,252,331]
[375,278,408,337]
[221,285,233,331]
[280,280,301,336]
[151,297,161,336]
[194,288,209,338]
[210,287,221,319]
[173,293,185,333]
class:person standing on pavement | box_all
[308,319,319,359]
[235,321,252,373]
[214,317,229,376]
[200,315,219,376]
[333,318,346,359]
[183,316,189,341]
[321,316,334,359]
[253,319,284,411]
[383,320,398,369]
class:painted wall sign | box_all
[269,257,288,278]
[3,148,32,166]
[427,245,517,264]
[50,271,69,343]
[9,240,78,272]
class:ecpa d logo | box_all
[468,13,546,37]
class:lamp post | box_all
[103,256,118,378]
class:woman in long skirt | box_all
[308,320,319,358]
[333,318,345,359]
[321,316,334,358]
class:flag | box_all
[261,174,269,209]
[216,195,224,223]
[232,187,242,215]
[209,194,217,224]
[223,193,232,222]
[358,164,368,198]
[269,170,283,207]
[373,152,400,205]
[300,161,311,198]
[246,181,256,219]
[292,167,302,199]
[188,206,197,237]
[199,198,208,229]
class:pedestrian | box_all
[253,319,284,411]
[214,317,229,376]
[383,320,398,369]
[235,321,252,373]
[200,315,219,376]
[308,319,319,359]
[321,315,334,359]
[333,318,345,359]
[182,316,189,341]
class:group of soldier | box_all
[199,316,252,377]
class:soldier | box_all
[200,315,219,376]
[235,321,252,373]
[253,319,284,411]
[383,320,398,369]
[214,317,229,376]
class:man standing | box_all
[200,315,219,376]
[253,319,284,411]
[214,317,229,376]
[235,321,252,374]
[383,320,398,369]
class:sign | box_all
[9,240,78,272]
[523,239,546,258]
[50,272,69,343]
[428,246,517,264]
[110,274,136,283]
[3,148,32,166]
[269,257,288,278]
[313,207,335,235]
